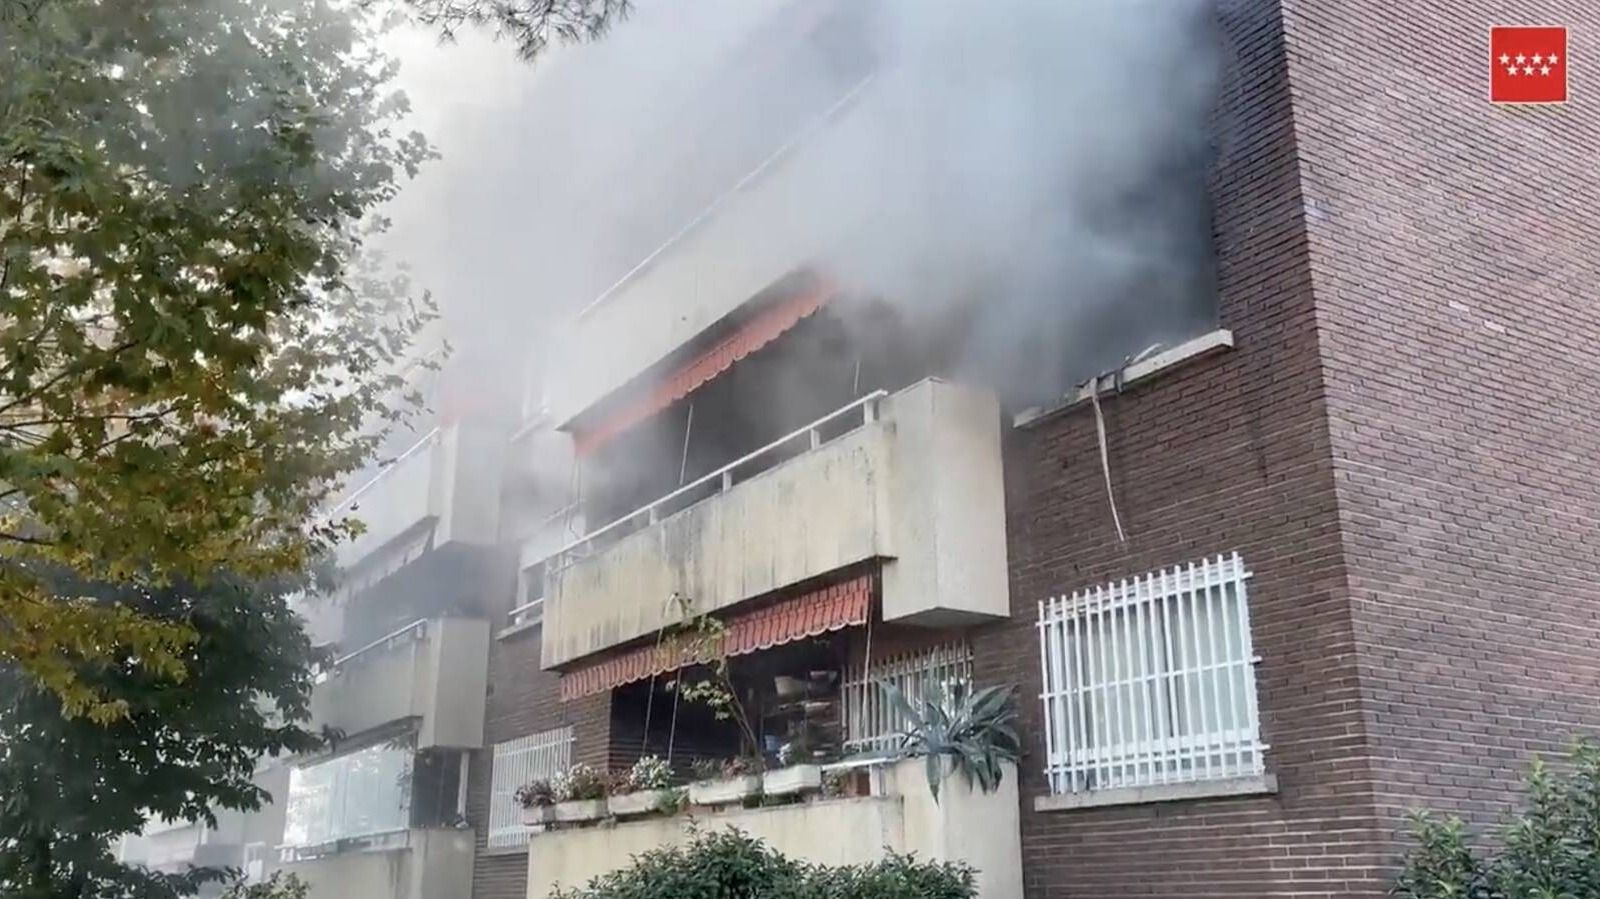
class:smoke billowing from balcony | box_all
[463,0,1222,410]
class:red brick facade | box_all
[467,629,615,899]
[969,1,1600,896]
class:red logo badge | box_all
[1491,26,1568,104]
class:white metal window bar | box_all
[487,727,574,850]
[1037,552,1266,796]
[549,390,886,572]
[842,642,973,756]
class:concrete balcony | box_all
[526,759,1022,899]
[331,422,507,573]
[311,618,489,749]
[542,377,1010,670]
[274,828,474,899]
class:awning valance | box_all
[558,572,873,701]
[572,282,835,457]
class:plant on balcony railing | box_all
[607,755,679,817]
[881,680,1021,802]
[688,756,766,806]
[520,762,610,825]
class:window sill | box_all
[1033,773,1277,812]
[1013,328,1235,429]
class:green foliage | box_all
[517,778,556,809]
[880,681,1021,802]
[222,873,310,899]
[547,827,976,899]
[1393,739,1600,899]
[623,755,672,792]
[401,0,630,61]
[551,763,609,802]
[0,570,325,897]
[0,0,433,719]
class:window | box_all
[841,642,972,756]
[486,727,573,851]
[282,742,412,848]
[1037,552,1266,797]
[510,562,546,628]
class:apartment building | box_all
[122,0,1599,897]
[467,1,1600,898]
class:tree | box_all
[0,570,325,899]
[0,0,434,719]
[400,0,630,60]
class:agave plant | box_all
[880,679,1022,802]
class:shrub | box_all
[1394,739,1600,898]
[548,827,976,899]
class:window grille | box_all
[841,642,973,756]
[486,727,573,850]
[1037,552,1266,796]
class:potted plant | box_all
[688,757,763,806]
[516,778,557,825]
[881,679,1021,801]
[762,762,822,797]
[607,755,675,817]
[549,763,609,822]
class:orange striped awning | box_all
[558,572,873,701]
[572,282,835,457]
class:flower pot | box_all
[551,798,607,823]
[689,775,762,806]
[521,805,557,826]
[762,764,822,798]
[608,789,670,817]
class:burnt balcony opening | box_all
[577,294,934,550]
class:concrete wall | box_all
[337,421,507,570]
[542,422,892,668]
[276,829,474,899]
[311,618,489,749]
[543,378,1011,669]
[524,759,1021,898]
[880,379,1011,626]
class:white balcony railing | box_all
[549,389,887,573]
[327,428,440,520]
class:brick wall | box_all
[1283,0,1600,839]
[971,0,1393,895]
[468,627,614,899]
[977,1,1600,896]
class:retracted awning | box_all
[572,282,835,457]
[558,571,873,701]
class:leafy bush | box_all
[1394,740,1600,898]
[548,827,976,899]
[881,681,1021,801]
